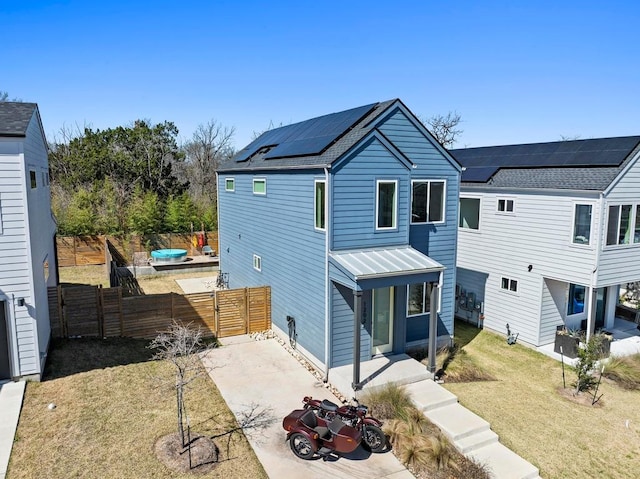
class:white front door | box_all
[372,287,394,355]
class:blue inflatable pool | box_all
[150,249,188,263]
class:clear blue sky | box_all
[2,0,639,149]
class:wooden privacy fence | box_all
[57,232,219,267]
[48,285,270,339]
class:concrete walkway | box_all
[406,381,541,479]
[201,335,414,479]
[0,381,25,479]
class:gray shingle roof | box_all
[218,100,398,172]
[0,102,37,137]
[452,136,640,191]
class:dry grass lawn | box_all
[445,321,640,479]
[8,338,267,479]
[58,264,216,294]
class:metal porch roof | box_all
[329,246,444,281]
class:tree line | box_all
[49,119,235,235]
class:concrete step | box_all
[423,403,490,441]
[455,428,499,454]
[404,380,458,411]
[469,442,540,479]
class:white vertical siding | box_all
[457,189,599,346]
[539,278,569,345]
[598,153,640,285]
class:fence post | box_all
[97,285,104,337]
[118,287,124,336]
[57,285,65,338]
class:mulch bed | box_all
[556,387,605,408]
[155,432,219,474]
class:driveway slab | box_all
[201,336,414,479]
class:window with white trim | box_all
[411,180,445,224]
[407,282,441,316]
[459,197,480,230]
[572,204,592,245]
[500,276,518,293]
[253,254,262,272]
[253,178,266,195]
[567,283,586,315]
[376,180,397,230]
[314,180,326,230]
[497,198,514,213]
[225,178,235,192]
[606,204,640,245]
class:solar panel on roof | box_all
[234,103,377,162]
[461,166,499,182]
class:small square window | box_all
[225,178,235,192]
[30,170,37,189]
[253,178,266,195]
[253,254,262,272]
[497,198,514,213]
[500,276,518,293]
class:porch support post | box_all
[427,283,439,374]
[352,289,362,392]
[586,286,597,342]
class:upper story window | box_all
[253,178,266,195]
[497,198,515,214]
[225,178,235,192]
[459,197,480,230]
[376,180,397,230]
[572,204,592,245]
[314,180,326,231]
[30,170,37,189]
[411,180,445,224]
[606,204,640,246]
[500,276,518,293]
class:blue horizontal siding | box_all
[331,138,410,250]
[218,171,327,363]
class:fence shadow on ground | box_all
[43,337,154,380]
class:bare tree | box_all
[149,322,217,446]
[0,90,22,102]
[424,111,463,148]
[560,134,582,141]
[181,120,235,203]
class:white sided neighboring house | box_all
[451,136,640,347]
[0,102,58,381]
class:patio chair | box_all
[202,245,215,256]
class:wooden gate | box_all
[214,287,271,338]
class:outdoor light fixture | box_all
[17,298,25,307]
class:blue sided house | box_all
[217,100,461,389]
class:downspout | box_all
[323,167,331,382]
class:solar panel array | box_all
[235,103,377,162]
[453,136,640,183]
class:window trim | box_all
[314,179,326,231]
[410,179,447,225]
[567,283,587,317]
[253,178,267,195]
[499,276,519,295]
[375,179,398,231]
[406,279,443,317]
[459,196,482,232]
[605,202,640,248]
[30,170,37,189]
[571,202,594,247]
[253,254,262,272]
[225,177,235,192]
[496,197,515,215]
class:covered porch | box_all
[328,245,445,394]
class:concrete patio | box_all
[537,317,640,362]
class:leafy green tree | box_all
[59,187,98,235]
[165,193,199,233]
[127,187,163,234]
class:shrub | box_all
[361,383,413,421]
[573,334,604,393]
[604,353,640,390]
